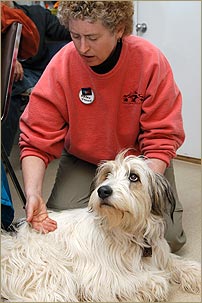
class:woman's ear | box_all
[116,24,125,40]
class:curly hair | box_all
[57,1,134,36]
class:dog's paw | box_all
[180,262,201,294]
[170,260,201,294]
[135,275,169,302]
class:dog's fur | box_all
[1,152,201,302]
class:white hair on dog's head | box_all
[89,151,175,236]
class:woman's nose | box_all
[79,38,90,54]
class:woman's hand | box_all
[21,156,56,233]
[14,60,24,82]
[26,194,57,233]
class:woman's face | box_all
[69,18,124,66]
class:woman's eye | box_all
[88,37,97,41]
[129,173,139,182]
[71,34,80,39]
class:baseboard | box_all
[176,155,201,165]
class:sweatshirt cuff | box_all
[143,152,173,167]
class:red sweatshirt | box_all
[19,35,185,167]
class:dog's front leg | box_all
[133,271,169,302]
[166,254,201,294]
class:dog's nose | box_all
[97,185,113,200]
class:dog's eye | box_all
[105,172,111,179]
[129,173,139,182]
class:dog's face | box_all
[89,152,176,232]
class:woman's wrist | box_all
[146,158,167,174]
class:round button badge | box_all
[79,87,94,104]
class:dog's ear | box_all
[150,173,176,222]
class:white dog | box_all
[1,152,201,302]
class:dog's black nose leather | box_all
[98,185,113,200]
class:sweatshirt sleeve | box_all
[139,50,185,166]
[19,58,69,166]
[44,7,71,42]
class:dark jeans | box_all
[1,68,41,156]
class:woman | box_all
[19,1,186,252]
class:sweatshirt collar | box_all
[91,39,122,74]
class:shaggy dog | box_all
[1,152,201,302]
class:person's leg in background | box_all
[1,162,14,230]
[2,94,23,156]
[1,68,41,156]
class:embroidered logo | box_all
[122,91,145,104]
